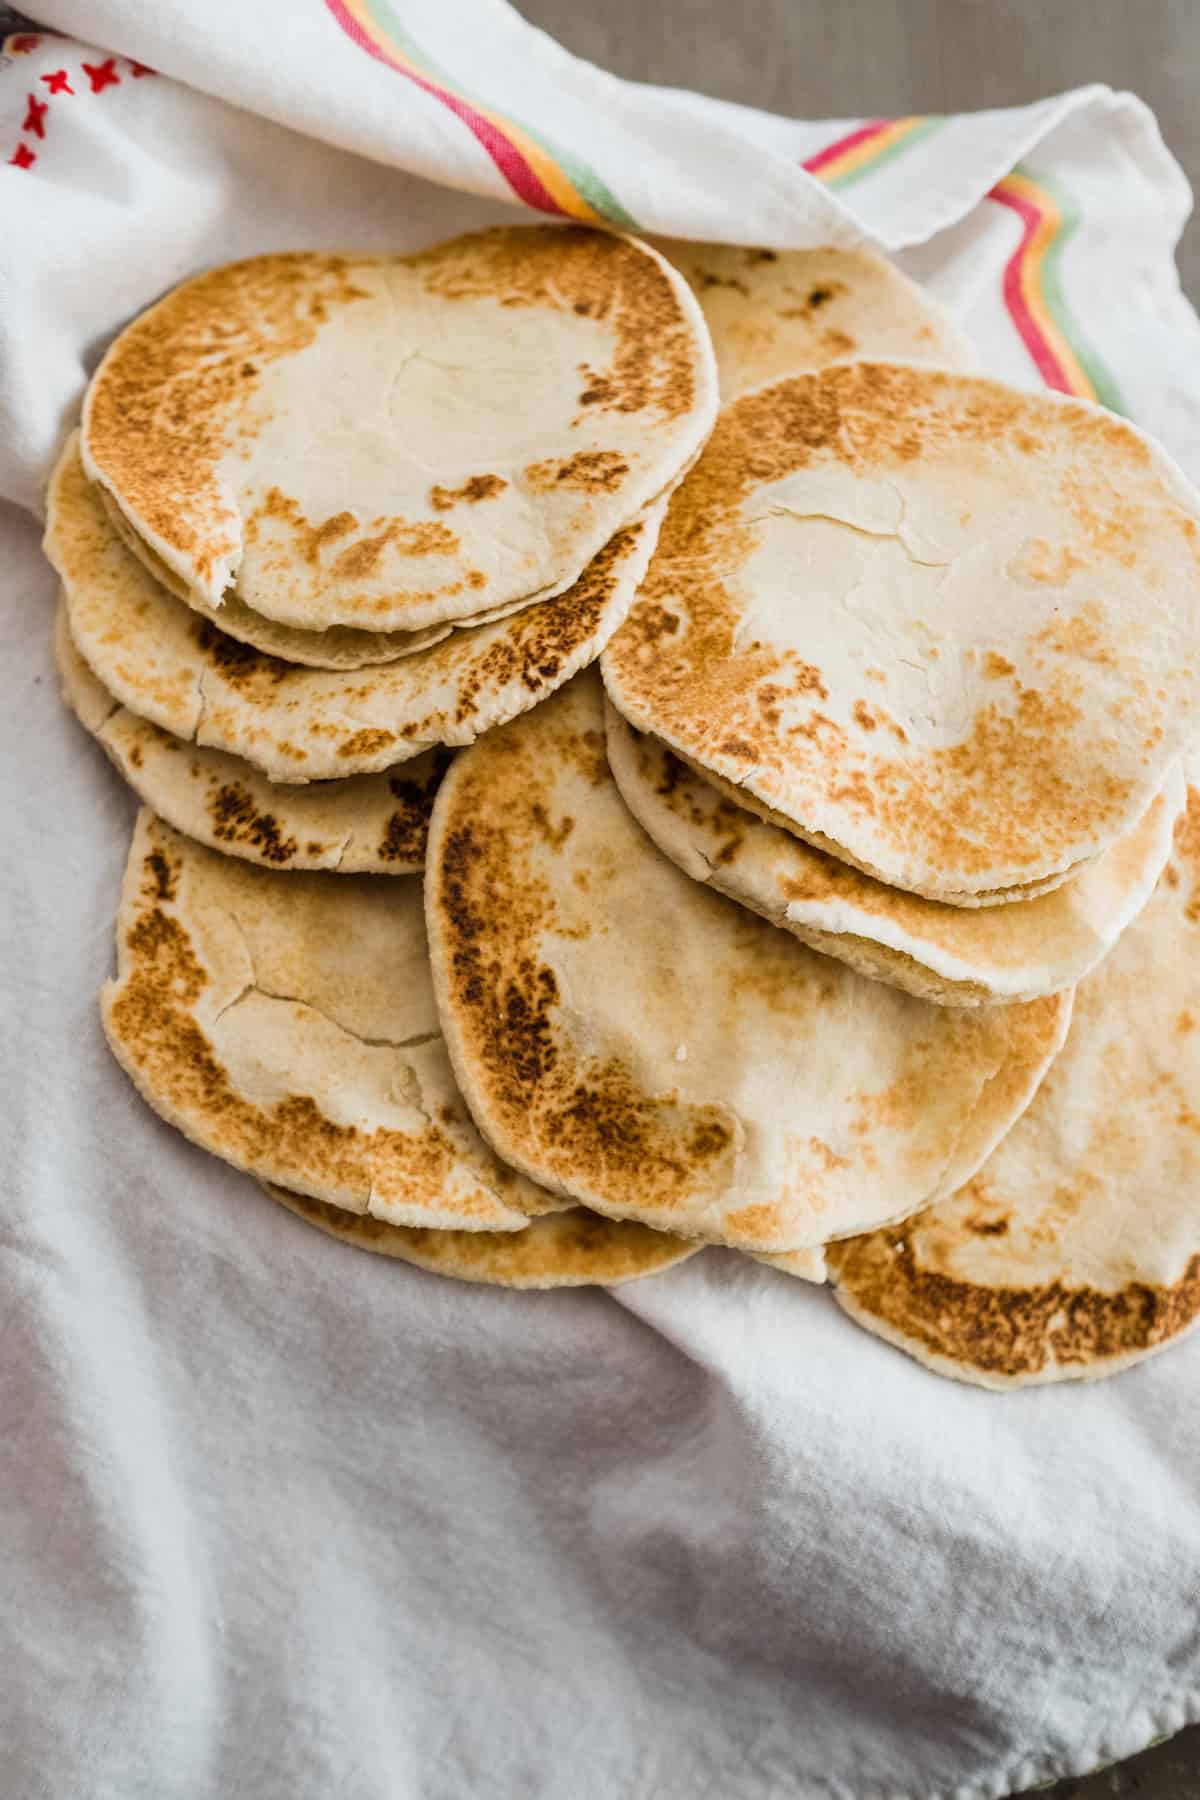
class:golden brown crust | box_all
[828,1231,1200,1384]
[98,485,450,669]
[603,363,1200,899]
[410,227,701,424]
[655,240,975,396]
[85,254,370,587]
[267,1187,700,1288]
[828,785,1200,1385]
[243,488,462,584]
[604,710,1182,1005]
[375,752,455,866]
[426,673,1072,1251]
[49,430,659,783]
[104,897,471,1212]
[431,787,741,1224]
[82,229,714,631]
[101,813,539,1226]
[429,474,508,511]
[56,590,454,876]
[525,451,631,493]
[680,750,1085,906]
[204,783,301,865]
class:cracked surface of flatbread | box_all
[102,811,571,1229]
[425,671,1072,1252]
[603,363,1200,900]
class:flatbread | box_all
[425,672,1072,1253]
[98,483,455,668]
[829,779,1200,1387]
[102,810,574,1229]
[664,747,1088,909]
[56,601,447,873]
[605,706,1184,1005]
[750,1247,828,1283]
[657,241,974,396]
[265,1186,700,1288]
[602,362,1200,902]
[81,229,717,631]
[47,433,662,782]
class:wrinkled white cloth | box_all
[3,9,1200,1798]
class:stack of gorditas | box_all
[48,225,1200,1387]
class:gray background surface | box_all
[518,0,1200,296]
[512,3,1200,1795]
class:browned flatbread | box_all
[265,1186,701,1288]
[81,230,716,632]
[603,363,1200,903]
[425,671,1072,1253]
[102,810,573,1230]
[604,703,1184,1005]
[656,240,973,396]
[828,777,1200,1386]
[98,486,457,668]
[56,598,448,874]
[47,431,664,783]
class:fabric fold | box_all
[6,7,1200,1798]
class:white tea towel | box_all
[3,9,1200,1797]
